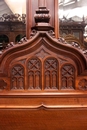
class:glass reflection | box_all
[0,0,87,48]
[0,0,26,22]
[59,0,87,22]
[0,0,26,48]
[59,0,87,47]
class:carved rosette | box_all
[78,79,87,90]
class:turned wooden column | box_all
[54,0,59,38]
[38,0,46,6]
[26,0,59,39]
[26,0,32,39]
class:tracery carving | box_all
[19,59,26,64]
[35,49,50,59]
[61,64,75,89]
[58,56,68,64]
[11,65,24,90]
[44,58,58,89]
[0,79,7,90]
[78,79,87,90]
[28,58,41,89]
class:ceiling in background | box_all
[0,0,87,21]
[59,0,87,8]
[59,0,87,20]
[0,0,26,17]
[0,0,13,17]
[5,0,26,15]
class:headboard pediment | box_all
[0,32,87,92]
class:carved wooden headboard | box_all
[0,31,87,91]
[0,3,87,130]
[0,30,87,97]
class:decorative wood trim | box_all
[26,0,32,39]
[54,0,59,38]
[0,103,87,110]
[0,91,87,97]
[0,92,87,110]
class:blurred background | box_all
[0,0,87,49]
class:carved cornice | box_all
[0,95,87,109]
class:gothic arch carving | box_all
[27,57,42,90]
[11,64,25,90]
[44,57,58,89]
[0,32,86,76]
[0,32,86,93]
[61,64,75,90]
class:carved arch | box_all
[61,64,75,89]
[44,57,58,89]
[27,57,42,90]
[10,64,25,90]
[0,32,86,76]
